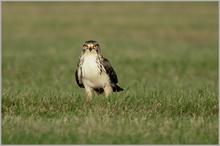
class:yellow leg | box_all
[104,84,113,97]
[85,86,93,100]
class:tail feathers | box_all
[94,85,123,94]
[113,85,124,92]
[94,88,104,94]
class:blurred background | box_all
[2,2,218,92]
[2,2,218,144]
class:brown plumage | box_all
[75,40,123,99]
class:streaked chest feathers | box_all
[81,54,109,88]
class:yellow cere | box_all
[87,44,94,49]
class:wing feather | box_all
[101,57,118,84]
[75,60,84,88]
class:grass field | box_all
[2,2,218,144]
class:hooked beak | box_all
[88,44,93,52]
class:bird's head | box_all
[82,40,101,55]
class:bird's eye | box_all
[83,44,88,49]
[94,44,99,48]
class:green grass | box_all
[2,2,218,144]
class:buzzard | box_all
[75,40,123,99]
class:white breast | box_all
[81,55,109,88]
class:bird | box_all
[75,40,123,99]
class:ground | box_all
[2,2,218,144]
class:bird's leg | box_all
[85,86,93,100]
[104,84,113,97]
